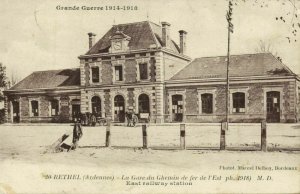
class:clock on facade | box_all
[113,41,122,50]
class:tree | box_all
[0,63,7,123]
[224,0,295,126]
[9,71,20,88]
[230,0,300,43]
[0,63,7,88]
[255,40,283,62]
[255,40,273,53]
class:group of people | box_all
[73,112,101,126]
[69,109,138,151]
[125,110,138,127]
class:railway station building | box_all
[4,21,300,123]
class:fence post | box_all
[105,119,111,147]
[220,122,227,150]
[261,120,267,152]
[142,124,148,149]
[180,124,186,150]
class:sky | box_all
[0,0,299,81]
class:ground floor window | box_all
[12,101,20,123]
[266,91,280,123]
[31,100,39,116]
[71,99,81,119]
[91,96,101,117]
[172,95,183,122]
[201,93,213,114]
[138,94,150,113]
[50,100,59,116]
[232,92,245,113]
[114,95,125,122]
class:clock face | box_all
[113,41,122,50]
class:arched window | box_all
[138,94,150,113]
[201,93,213,114]
[232,92,245,113]
[91,96,101,116]
[114,95,125,122]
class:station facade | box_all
[4,21,300,123]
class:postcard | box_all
[0,0,299,193]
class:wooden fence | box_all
[103,120,273,151]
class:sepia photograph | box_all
[0,0,299,193]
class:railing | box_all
[100,120,299,152]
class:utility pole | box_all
[226,0,233,128]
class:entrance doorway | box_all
[114,95,125,122]
[172,95,183,122]
[138,94,150,114]
[71,99,81,120]
[138,94,150,122]
[266,91,280,123]
[12,101,20,123]
[91,96,102,117]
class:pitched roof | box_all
[9,68,80,90]
[170,53,295,80]
[86,21,180,55]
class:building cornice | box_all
[166,75,297,87]
[78,48,192,61]
[5,75,297,95]
[160,48,191,61]
[78,49,160,59]
[4,86,81,95]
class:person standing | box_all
[72,121,83,150]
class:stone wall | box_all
[149,57,156,82]
[127,88,134,108]
[84,63,90,86]
[166,81,297,123]
[20,96,29,118]
[60,96,70,122]
[185,88,198,115]
[283,81,296,122]
[40,96,49,117]
[82,53,159,86]
[6,97,11,123]
[102,61,113,85]
[104,89,111,118]
[297,81,300,122]
[124,59,137,83]
[7,94,83,123]
[163,53,189,80]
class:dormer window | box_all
[109,29,131,53]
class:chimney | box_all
[88,32,96,49]
[179,30,187,55]
[161,22,171,47]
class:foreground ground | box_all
[0,123,299,194]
